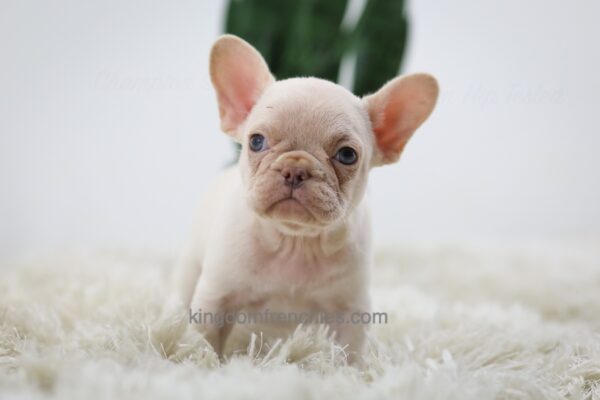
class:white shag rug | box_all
[1,242,600,400]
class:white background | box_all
[1,0,599,261]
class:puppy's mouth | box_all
[266,195,316,223]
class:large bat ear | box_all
[209,35,275,140]
[363,73,439,166]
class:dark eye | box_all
[335,147,358,165]
[249,134,267,152]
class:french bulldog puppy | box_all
[170,35,438,361]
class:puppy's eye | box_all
[249,134,267,152]
[335,147,358,165]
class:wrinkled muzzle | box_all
[247,150,344,228]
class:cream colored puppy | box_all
[171,35,438,361]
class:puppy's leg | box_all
[152,252,206,360]
[330,310,368,364]
[189,277,235,357]
[168,244,204,308]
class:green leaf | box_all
[352,0,408,97]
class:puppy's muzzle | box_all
[271,151,323,189]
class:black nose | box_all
[280,166,310,189]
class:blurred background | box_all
[1,0,599,263]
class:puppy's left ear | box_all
[210,35,275,140]
[363,73,439,166]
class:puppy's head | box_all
[210,35,438,234]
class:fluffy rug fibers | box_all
[1,242,600,399]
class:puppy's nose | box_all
[280,166,310,189]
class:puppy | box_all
[170,35,438,361]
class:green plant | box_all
[225,0,408,97]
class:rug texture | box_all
[1,242,599,399]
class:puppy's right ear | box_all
[210,35,274,140]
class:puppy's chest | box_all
[249,236,348,288]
